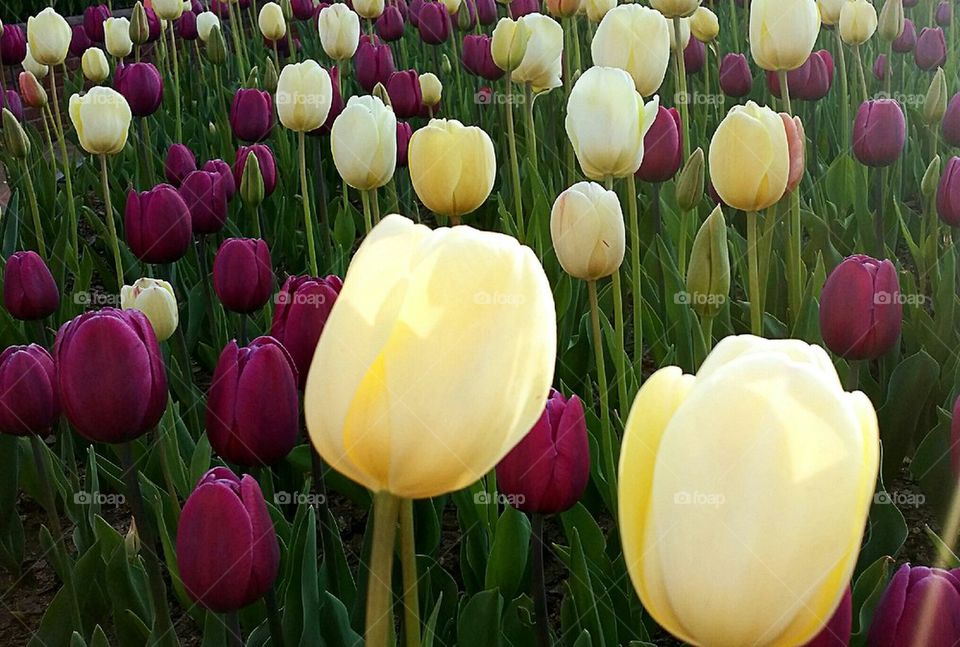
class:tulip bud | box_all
[853,99,906,168]
[690,6,718,42]
[121,278,179,342]
[177,468,280,611]
[213,238,273,313]
[125,184,192,264]
[181,170,229,235]
[922,156,942,199]
[419,71,442,107]
[130,2,151,45]
[270,275,342,386]
[636,107,682,183]
[440,53,452,76]
[868,565,960,646]
[676,147,704,211]
[164,143,197,186]
[277,59,333,132]
[839,0,878,46]
[2,108,29,159]
[114,61,163,117]
[491,17,530,73]
[244,66,260,89]
[878,0,904,42]
[234,144,277,196]
[3,251,58,320]
[197,11,221,42]
[750,0,820,72]
[376,5,405,41]
[781,114,805,193]
[916,27,947,70]
[104,17,134,58]
[205,24,227,64]
[69,87,132,156]
[124,517,141,557]
[231,88,274,142]
[18,71,46,108]
[259,2,287,40]
[685,205,729,320]
[924,68,948,126]
[592,5,671,96]
[27,8,71,66]
[719,53,752,97]
[937,156,960,226]
[355,36,396,92]
[456,1,476,30]
[355,0,386,19]
[263,57,279,93]
[373,81,391,106]
[0,345,60,436]
[240,152,265,207]
[396,120,412,167]
[82,47,110,84]
[318,4,360,60]
[551,181,625,281]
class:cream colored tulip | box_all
[668,16,691,51]
[318,3,360,61]
[750,0,820,71]
[355,0,386,19]
[512,13,563,93]
[585,0,616,23]
[708,101,789,212]
[22,45,48,80]
[840,0,878,45]
[304,214,557,499]
[419,72,442,107]
[82,48,110,84]
[196,12,221,42]
[259,2,287,40]
[649,0,701,18]
[153,0,184,21]
[565,66,660,181]
[491,18,531,73]
[69,87,132,156]
[27,8,70,66]
[121,278,179,342]
[551,182,625,281]
[104,17,134,58]
[441,0,462,14]
[690,6,719,42]
[408,119,496,218]
[331,95,397,191]
[277,59,333,132]
[619,335,878,647]
[817,0,846,25]
[592,5,671,96]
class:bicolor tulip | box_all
[212,238,273,313]
[121,278,179,342]
[125,184,192,264]
[271,275,343,387]
[591,5,671,96]
[0,345,60,436]
[550,181,625,281]
[331,95,397,190]
[69,87,131,155]
[750,0,820,71]
[3,251,58,321]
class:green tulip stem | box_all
[834,31,850,158]
[20,160,45,260]
[371,188,381,227]
[29,435,84,634]
[504,72,524,244]
[729,0,741,53]
[99,155,126,290]
[361,189,373,235]
[570,14,582,74]
[264,587,285,647]
[523,83,539,176]
[846,360,861,391]
[852,44,868,104]
[885,41,893,97]
[672,17,691,162]
[227,0,249,76]
[624,174,643,369]
[747,211,762,336]
[41,106,58,189]
[778,70,803,324]
[366,492,400,647]
[48,66,79,261]
[226,610,242,647]
[239,313,248,346]
[118,442,176,644]
[272,40,280,71]
[610,268,629,419]
[531,513,550,647]
[399,498,421,647]
[700,315,714,355]
[562,18,575,186]
[167,27,183,143]
[587,279,618,514]
[298,131,320,275]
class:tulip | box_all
[585,0,615,22]
[18,72,47,109]
[207,337,299,466]
[709,101,789,212]
[125,184,193,264]
[476,0,497,24]
[376,5,405,40]
[259,2,287,40]
[916,28,947,70]
[852,99,905,167]
[649,0,701,18]
[719,53,752,97]
[164,143,197,186]
[801,50,835,101]
[684,38,705,73]
[636,107,682,183]
[143,6,163,40]
[817,0,844,25]
[178,11,199,39]
[396,121,412,166]
[291,0,316,19]
[878,0,904,43]
[230,88,274,142]
[104,17,133,58]
[804,587,852,647]
[181,170,229,234]
[924,67,948,126]
[130,3,151,44]
[82,47,110,84]
[545,0,582,18]
[509,0,539,19]
[197,11,221,41]
[356,0,386,18]
[937,156,960,227]
[213,238,273,313]
[491,17,531,73]
[154,0,185,20]
[418,1,450,44]
[592,5,671,96]
[386,69,423,118]
[893,17,916,52]
[22,45,48,79]
[408,119,496,217]
[204,159,237,200]
[419,71,442,107]
[0,345,59,436]
[305,214,555,498]
[3,251,59,321]
[512,13,563,93]
[355,36,395,92]
[943,94,960,148]
[69,87,131,156]
[782,114,805,193]
[331,95,397,191]
[462,34,504,80]
[318,3,360,60]
[819,255,901,360]
[0,25,26,65]
[121,278,178,342]
[619,335,879,647]
[1,91,22,123]
[550,181,625,281]
[70,25,93,58]
[27,8,71,66]
[840,0,878,45]
[114,62,163,117]
[868,565,960,646]
[176,467,280,612]
[496,389,589,514]
[277,59,332,132]
[234,144,277,196]
[750,0,820,71]
[270,275,342,386]
[54,309,168,443]
[690,6,718,41]
[566,66,659,181]
[937,1,952,27]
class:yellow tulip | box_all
[69,87,132,156]
[591,5,671,96]
[304,214,557,499]
[750,0,820,71]
[690,6,719,42]
[318,3,360,61]
[491,17,531,73]
[565,66,660,180]
[419,72,442,107]
[104,17,134,58]
[277,59,333,132]
[355,0,386,19]
[331,95,397,191]
[649,0,701,18]
[196,12,221,42]
[585,0,616,23]
[81,47,110,84]
[441,0,462,14]
[258,2,287,40]
[22,44,48,80]
[708,101,789,212]
[121,278,179,342]
[511,13,564,93]
[551,182,625,281]
[26,8,71,66]
[408,119,496,218]
[840,0,878,45]
[619,335,878,647]
[817,0,845,25]
[153,0,184,21]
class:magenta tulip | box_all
[893,18,917,53]
[164,143,197,186]
[936,1,952,27]
[83,4,111,43]
[509,0,538,18]
[916,27,947,70]
[203,159,237,200]
[462,34,504,80]
[0,25,25,66]
[212,238,273,313]
[873,54,887,81]
[868,564,960,647]
[0,345,59,436]
[943,93,960,147]
[417,1,449,43]
[853,99,906,167]
[181,170,229,234]
[636,106,682,183]
[233,144,277,196]
[937,156,960,227]
[270,275,342,385]
[952,396,960,478]
[719,53,752,97]
[125,185,193,264]
[683,38,705,74]
[2,91,23,122]
[376,5,405,40]
[70,25,92,57]
[387,69,422,118]
[115,62,164,117]
[407,0,423,26]
[475,0,496,24]
[178,11,199,40]
[397,121,412,166]
[803,588,852,647]
[355,36,396,92]
[3,251,59,321]
[230,89,274,142]
[292,0,316,19]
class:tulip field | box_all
[4,0,960,644]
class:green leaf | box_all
[878,351,940,484]
[484,507,531,600]
[457,589,503,647]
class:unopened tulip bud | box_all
[213,238,273,313]
[240,152,265,207]
[878,0,904,42]
[916,27,947,70]
[82,47,110,83]
[419,71,442,106]
[259,2,287,40]
[924,68,948,126]
[853,99,906,167]
[491,17,530,72]
[263,57,278,93]
[18,72,46,108]
[2,108,29,159]
[440,53,452,76]
[131,2,151,45]
[121,278,179,342]
[781,114,805,193]
[690,6,718,42]
[124,517,141,557]
[0,345,60,437]
[551,181,625,281]
[205,24,227,64]
[676,147,704,211]
[686,205,729,320]
[840,0,878,46]
[3,251,58,320]
[373,81,391,106]
[922,155,941,198]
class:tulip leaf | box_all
[89,625,111,647]
[317,591,362,647]
[188,433,212,490]
[560,503,610,579]
[201,608,227,647]
[877,350,940,484]
[910,407,955,519]
[456,589,503,647]
[501,594,537,645]
[299,507,322,646]
[0,434,23,573]
[855,495,907,577]
[484,506,530,600]
[422,592,445,647]
[70,631,88,647]
[1,192,19,258]
[924,525,960,568]
[849,556,892,644]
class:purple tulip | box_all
[145,6,162,41]
[355,36,396,92]
[203,159,237,200]
[3,251,59,321]
[496,389,590,514]
[181,170,229,235]
[212,238,273,313]
[937,156,960,227]
[125,184,193,264]
[397,121,412,166]
[270,275,342,385]
[636,106,682,183]
[509,0,539,18]
[54,309,168,443]
[2,91,23,122]
[376,5,405,40]
[387,69,423,118]
[873,54,888,81]
[115,62,164,117]
[178,11,199,40]
[230,88,274,142]
[893,18,917,53]
[292,0,316,19]
[683,38,705,74]
[916,27,947,70]
[83,4,111,43]
[719,53,752,97]
[70,25,92,58]
[475,0,497,24]
[937,1,952,27]
[767,50,833,101]
[417,1,449,44]
[233,144,277,196]
[819,255,902,360]
[853,99,906,167]
[943,93,960,148]
[868,564,960,647]
[407,0,423,26]
[454,0,477,30]
[0,25,26,66]
[164,143,197,186]
[803,588,852,647]
[207,337,299,465]
[0,345,59,436]
[462,34,504,80]
[176,467,279,612]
